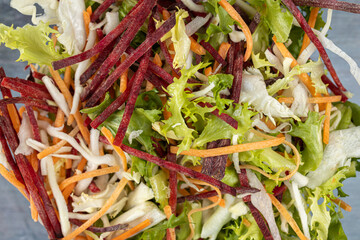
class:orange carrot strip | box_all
[30,197,39,222]
[101,127,135,190]
[214,42,231,71]
[242,217,252,228]
[278,95,342,104]
[190,37,206,55]
[0,164,27,200]
[75,236,87,240]
[218,0,252,61]
[37,127,79,159]
[204,67,212,77]
[62,177,129,240]
[171,137,285,158]
[178,187,190,197]
[323,102,331,144]
[113,219,151,240]
[101,127,127,171]
[18,106,26,118]
[330,197,352,212]
[119,55,128,93]
[164,205,176,240]
[300,7,320,54]
[162,9,171,20]
[83,10,91,37]
[64,66,73,89]
[273,35,321,98]
[86,235,93,240]
[239,130,301,181]
[38,115,53,124]
[7,104,21,133]
[53,109,65,144]
[153,53,162,67]
[59,166,120,191]
[62,158,87,203]
[185,179,222,240]
[49,67,90,144]
[268,193,308,240]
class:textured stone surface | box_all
[0,0,359,239]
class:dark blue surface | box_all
[0,1,359,239]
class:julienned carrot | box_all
[0,164,28,200]
[240,130,301,182]
[62,176,129,240]
[299,7,320,54]
[113,219,151,240]
[190,37,206,56]
[6,103,21,133]
[323,102,332,144]
[185,179,222,240]
[330,197,352,212]
[101,127,127,171]
[268,193,308,240]
[204,67,212,77]
[18,106,25,118]
[59,166,120,191]
[83,10,91,37]
[101,127,135,191]
[30,197,38,222]
[214,42,231,71]
[49,67,90,144]
[170,137,285,158]
[64,66,73,89]
[38,114,53,124]
[53,109,65,144]
[218,0,253,61]
[278,95,342,104]
[242,217,252,228]
[273,35,320,97]
[153,53,162,67]
[162,9,171,20]
[75,236,87,240]
[164,205,176,240]
[37,127,79,159]
[119,55,128,93]
[62,157,87,203]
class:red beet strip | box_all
[25,106,41,142]
[0,113,63,237]
[200,40,227,67]
[85,13,177,108]
[86,0,154,104]
[177,190,219,204]
[144,71,170,90]
[70,219,128,233]
[113,54,150,146]
[282,0,347,92]
[231,42,244,103]
[0,97,57,113]
[121,144,259,196]
[0,127,25,187]
[159,39,181,75]
[226,42,235,74]
[148,61,174,84]
[321,75,348,102]
[80,37,121,85]
[90,0,116,22]
[1,77,52,100]
[0,116,59,239]
[198,102,238,129]
[167,153,177,213]
[293,0,360,14]
[90,74,134,129]
[0,67,12,97]
[52,0,146,70]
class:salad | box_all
[0,0,360,239]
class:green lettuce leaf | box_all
[289,111,324,174]
[208,74,234,113]
[0,22,67,66]
[344,102,360,126]
[308,188,331,240]
[248,0,293,43]
[334,103,352,130]
[149,170,169,208]
[328,209,347,240]
[160,63,208,154]
[252,20,270,55]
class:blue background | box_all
[0,0,359,239]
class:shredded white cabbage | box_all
[103,12,120,35]
[124,183,154,210]
[181,0,206,13]
[42,76,70,117]
[15,112,34,155]
[186,14,211,37]
[229,25,246,43]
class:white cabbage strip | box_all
[247,170,281,240]
[15,112,34,155]
[181,0,206,13]
[186,14,211,37]
[42,76,70,117]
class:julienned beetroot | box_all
[121,144,258,196]
[0,97,58,113]
[293,0,360,14]
[85,14,177,108]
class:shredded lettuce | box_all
[247,0,293,43]
[149,170,169,209]
[208,74,234,113]
[289,111,324,174]
[0,22,66,66]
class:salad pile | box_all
[1,0,360,239]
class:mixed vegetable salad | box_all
[1,0,360,239]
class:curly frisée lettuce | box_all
[0,22,67,66]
